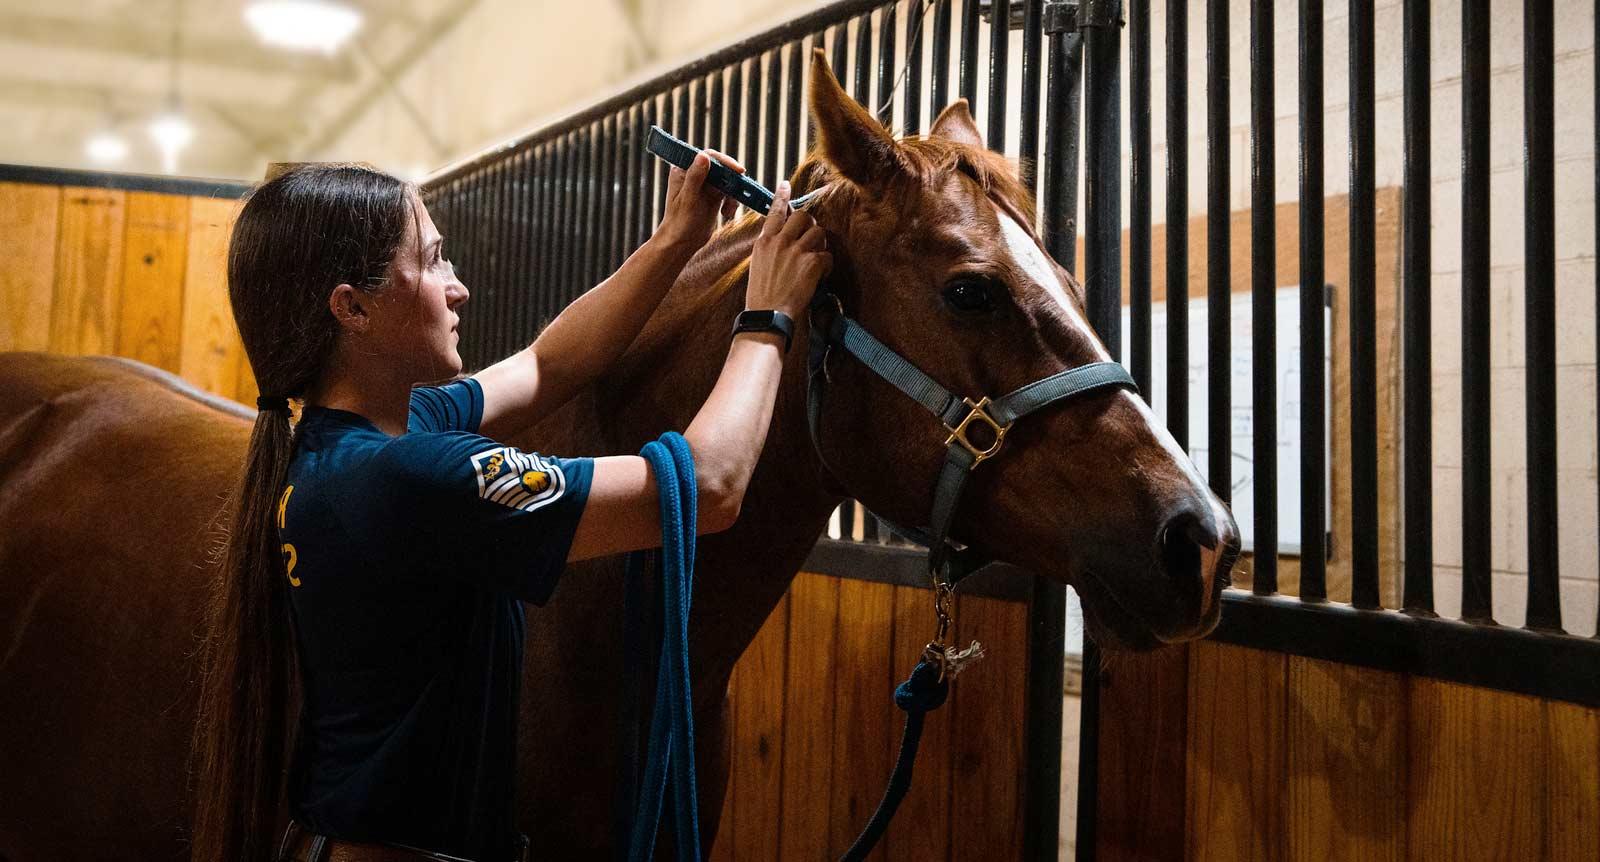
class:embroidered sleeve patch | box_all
[470,446,568,513]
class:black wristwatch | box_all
[732,309,795,353]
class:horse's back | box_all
[0,352,249,861]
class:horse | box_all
[0,52,1238,860]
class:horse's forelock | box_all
[789,135,1037,228]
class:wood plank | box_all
[827,577,896,859]
[947,593,1027,861]
[49,186,125,356]
[1186,640,1287,861]
[0,182,60,351]
[729,591,789,862]
[1095,644,1189,860]
[1406,678,1544,860]
[1545,699,1600,861]
[882,584,952,862]
[179,197,243,399]
[1285,657,1405,861]
[777,573,839,860]
[117,192,189,373]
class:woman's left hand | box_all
[655,149,744,251]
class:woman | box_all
[189,155,830,862]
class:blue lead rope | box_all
[839,659,950,862]
[619,431,701,862]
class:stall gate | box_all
[420,0,1600,858]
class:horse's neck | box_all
[598,220,845,675]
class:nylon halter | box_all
[804,288,1137,675]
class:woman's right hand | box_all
[747,181,831,319]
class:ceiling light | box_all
[245,1,363,54]
[149,112,194,173]
[85,131,129,165]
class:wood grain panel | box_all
[1545,699,1600,861]
[1286,657,1405,861]
[117,192,189,373]
[827,577,896,858]
[0,182,60,351]
[882,584,952,862]
[947,594,1027,861]
[778,573,839,860]
[728,592,789,862]
[1406,678,1544,860]
[1186,641,1287,862]
[179,196,243,399]
[49,187,125,355]
[1095,644,1190,860]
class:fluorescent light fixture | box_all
[245,0,363,54]
[149,112,194,173]
[86,131,129,164]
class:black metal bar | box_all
[581,124,599,293]
[1042,2,1082,272]
[1461,0,1491,621]
[1523,0,1560,632]
[931,0,953,113]
[724,62,743,159]
[533,146,550,334]
[612,110,630,271]
[1023,571,1066,862]
[764,50,783,188]
[905,0,927,134]
[1083,16,1121,373]
[832,21,850,82]
[960,0,980,105]
[636,99,655,252]
[1130,0,1151,398]
[878,3,897,128]
[1076,635,1102,862]
[1166,0,1189,455]
[704,71,720,151]
[1019,0,1042,190]
[784,38,805,179]
[595,118,613,288]
[1298,0,1327,601]
[560,132,578,304]
[488,159,507,361]
[627,105,644,258]
[1350,0,1379,609]
[1401,0,1432,613]
[987,0,1009,149]
[854,12,873,105]
[1210,592,1600,708]
[1250,0,1277,594]
[745,59,764,190]
[520,150,538,347]
[1206,0,1231,507]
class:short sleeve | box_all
[376,430,593,604]
[409,378,484,434]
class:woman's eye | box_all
[943,279,997,314]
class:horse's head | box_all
[796,50,1240,651]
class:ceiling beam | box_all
[0,12,361,82]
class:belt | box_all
[277,821,532,862]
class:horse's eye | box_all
[943,278,997,314]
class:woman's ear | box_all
[328,284,369,334]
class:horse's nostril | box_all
[1159,516,1204,589]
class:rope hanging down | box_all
[617,432,701,862]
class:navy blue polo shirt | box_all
[280,378,594,861]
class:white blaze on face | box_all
[993,205,1221,532]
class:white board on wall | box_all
[1118,286,1333,555]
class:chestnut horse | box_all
[0,54,1237,860]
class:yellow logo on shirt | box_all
[278,485,301,587]
[482,453,505,481]
[470,446,567,513]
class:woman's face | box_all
[368,194,470,384]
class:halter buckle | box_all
[943,397,1010,465]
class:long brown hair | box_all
[189,164,415,861]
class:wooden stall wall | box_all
[1093,190,1600,859]
[0,181,253,403]
[708,571,1033,862]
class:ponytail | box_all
[190,407,300,862]
[189,163,414,861]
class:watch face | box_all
[746,310,776,327]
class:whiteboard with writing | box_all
[1116,286,1333,555]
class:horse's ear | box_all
[808,47,902,186]
[929,99,985,149]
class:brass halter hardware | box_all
[942,396,1011,465]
